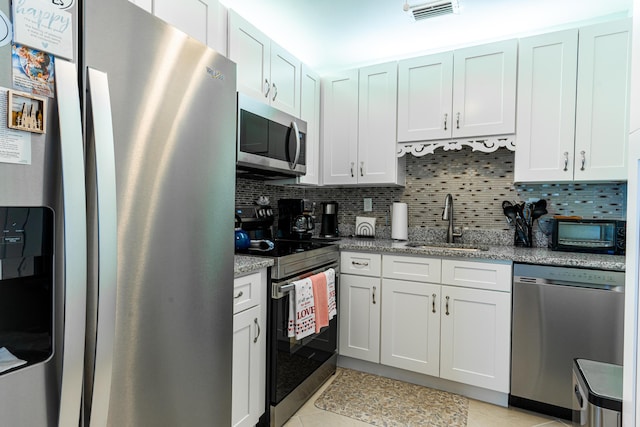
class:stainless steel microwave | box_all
[236,93,307,179]
[551,218,626,255]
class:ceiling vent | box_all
[404,0,460,21]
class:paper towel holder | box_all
[391,202,408,241]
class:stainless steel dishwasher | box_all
[510,263,624,420]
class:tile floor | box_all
[283,373,572,427]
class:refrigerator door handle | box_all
[55,59,89,427]
[86,67,118,427]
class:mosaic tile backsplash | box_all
[235,147,627,245]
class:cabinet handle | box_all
[563,152,569,171]
[372,286,377,305]
[443,113,448,131]
[272,83,278,101]
[253,318,261,343]
[264,79,271,98]
[234,290,243,299]
[580,151,586,171]
[351,260,369,267]
[360,161,364,177]
[350,162,355,177]
[456,112,460,129]
[445,296,450,316]
[432,294,436,313]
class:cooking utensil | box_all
[523,203,532,224]
[504,204,530,246]
[502,201,515,224]
[532,202,548,221]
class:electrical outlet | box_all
[364,198,372,212]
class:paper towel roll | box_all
[391,202,408,240]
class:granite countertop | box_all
[337,237,626,272]
[234,255,274,276]
[234,237,626,275]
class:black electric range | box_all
[236,239,338,280]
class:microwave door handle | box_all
[291,121,301,170]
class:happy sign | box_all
[12,0,73,60]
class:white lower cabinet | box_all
[380,278,440,376]
[439,285,511,392]
[339,252,382,363]
[340,252,512,394]
[339,272,382,363]
[232,269,266,427]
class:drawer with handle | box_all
[341,251,382,277]
[233,270,264,314]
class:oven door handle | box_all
[272,262,339,299]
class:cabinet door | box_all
[439,285,511,392]
[574,19,631,181]
[232,305,262,427]
[154,0,225,54]
[358,62,401,184]
[297,64,321,185]
[514,30,578,183]
[228,10,271,101]
[452,39,517,138]
[322,71,359,185]
[339,274,381,363]
[381,279,440,376]
[269,42,301,117]
[397,52,453,142]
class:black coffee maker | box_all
[319,201,339,238]
[277,199,315,240]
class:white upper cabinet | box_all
[322,63,405,186]
[358,63,403,185]
[515,19,631,182]
[141,0,226,54]
[322,70,360,185]
[574,19,631,181]
[397,53,454,141]
[228,10,301,117]
[296,65,321,185]
[452,40,518,138]
[397,39,517,142]
[514,30,579,182]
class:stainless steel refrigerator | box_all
[0,0,236,425]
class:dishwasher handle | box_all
[514,276,624,292]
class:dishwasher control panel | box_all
[514,263,625,289]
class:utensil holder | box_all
[514,221,533,247]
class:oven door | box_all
[268,262,338,406]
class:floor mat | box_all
[314,368,468,426]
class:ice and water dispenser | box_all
[0,207,54,375]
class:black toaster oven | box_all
[551,218,626,255]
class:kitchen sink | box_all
[404,242,489,252]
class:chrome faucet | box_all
[442,194,462,243]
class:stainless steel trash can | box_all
[573,358,622,427]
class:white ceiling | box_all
[218,0,632,75]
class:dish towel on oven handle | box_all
[325,268,337,320]
[287,277,316,340]
[311,272,329,333]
